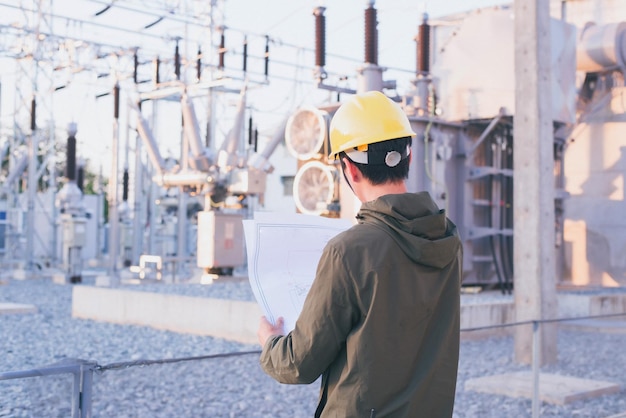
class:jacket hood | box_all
[356,192,461,268]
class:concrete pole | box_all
[176,115,189,281]
[513,0,558,365]
[108,84,121,277]
[132,131,143,265]
[26,99,38,273]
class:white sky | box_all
[0,0,511,177]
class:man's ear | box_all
[342,157,361,183]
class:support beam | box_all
[513,0,558,365]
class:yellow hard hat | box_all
[328,91,416,159]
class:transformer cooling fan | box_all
[284,106,328,160]
[293,160,336,215]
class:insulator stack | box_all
[30,97,36,131]
[122,169,129,201]
[242,36,248,72]
[66,124,77,181]
[77,164,84,192]
[314,7,326,68]
[153,56,160,84]
[174,41,181,80]
[133,51,139,84]
[219,30,226,70]
[253,128,258,152]
[417,14,430,74]
[113,84,120,120]
[248,116,253,145]
[196,47,202,81]
[364,4,378,65]
[264,36,270,77]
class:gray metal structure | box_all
[289,2,626,290]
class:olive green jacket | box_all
[260,192,463,417]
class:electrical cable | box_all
[500,126,513,294]
[422,84,449,214]
[95,349,262,373]
[485,133,505,294]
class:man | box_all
[257,91,463,417]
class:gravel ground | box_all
[1,277,625,418]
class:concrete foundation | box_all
[71,286,626,344]
[72,286,262,345]
[0,302,37,315]
[559,290,626,317]
[559,318,626,334]
[465,371,621,405]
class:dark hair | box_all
[340,136,412,185]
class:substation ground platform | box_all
[5,272,626,408]
[70,276,626,408]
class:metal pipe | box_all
[2,153,28,190]
[218,85,247,169]
[0,363,91,380]
[532,321,540,418]
[71,370,80,418]
[132,102,166,176]
[180,93,206,159]
[466,107,506,156]
[153,172,213,187]
[247,116,288,172]
[79,363,93,418]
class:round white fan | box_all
[293,160,336,215]
[284,106,327,161]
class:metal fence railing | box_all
[1,313,625,418]
[460,312,626,418]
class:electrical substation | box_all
[1,1,626,415]
[1,0,626,343]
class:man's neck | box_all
[359,181,407,203]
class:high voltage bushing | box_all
[153,56,160,85]
[248,116,253,145]
[133,51,139,84]
[122,169,129,201]
[66,124,77,182]
[264,36,270,77]
[314,7,326,68]
[30,98,36,132]
[113,84,120,120]
[196,47,202,81]
[364,4,378,65]
[77,164,84,192]
[248,115,259,152]
[417,14,430,74]
[174,41,181,80]
[218,29,226,70]
[242,36,248,73]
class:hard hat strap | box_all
[344,144,410,167]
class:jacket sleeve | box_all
[259,244,357,384]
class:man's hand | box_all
[257,316,285,346]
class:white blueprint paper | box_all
[243,212,353,332]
